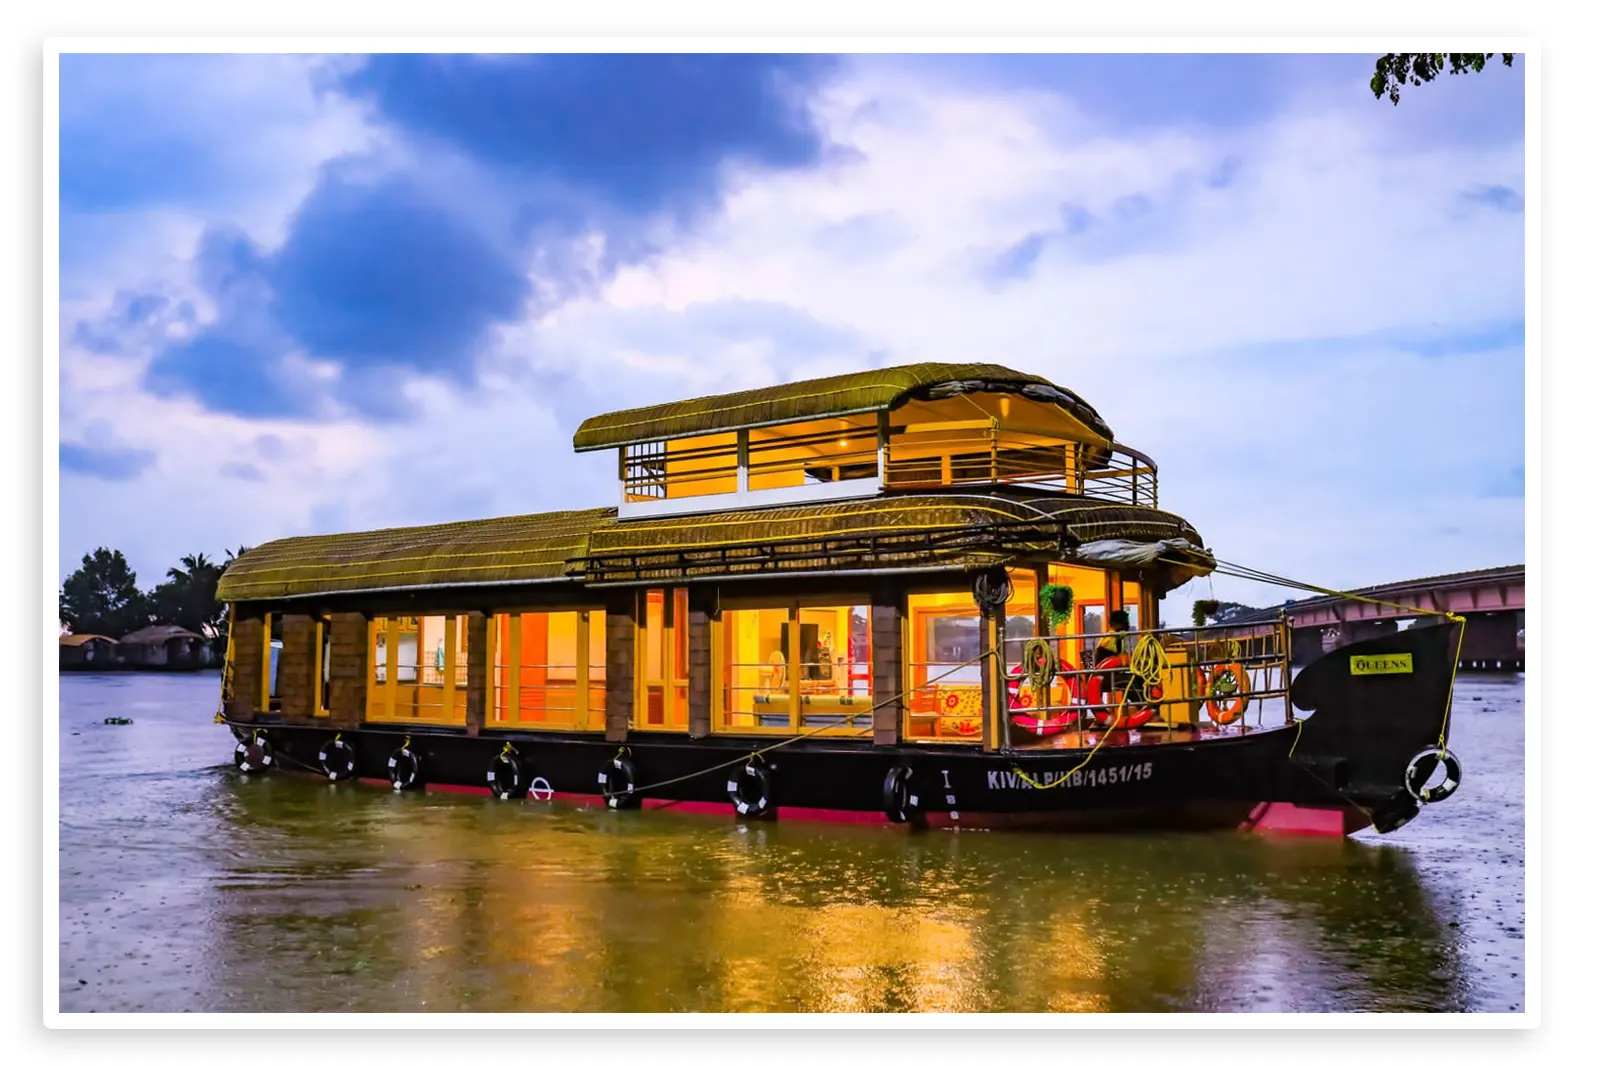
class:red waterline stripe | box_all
[334,777,897,826]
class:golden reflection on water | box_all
[60,673,1528,1013]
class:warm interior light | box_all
[838,438,848,449]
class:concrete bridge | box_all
[1234,565,1525,671]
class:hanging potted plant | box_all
[1041,584,1074,633]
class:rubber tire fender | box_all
[317,737,356,782]
[882,765,919,823]
[1405,747,1463,805]
[387,746,423,791]
[599,754,639,809]
[728,761,775,818]
[234,734,273,774]
[488,750,528,800]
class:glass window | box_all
[636,590,689,730]
[905,591,985,743]
[490,610,604,731]
[718,603,872,735]
[366,616,466,725]
[746,415,879,491]
[720,606,793,731]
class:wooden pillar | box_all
[687,608,712,738]
[326,611,369,728]
[605,601,635,743]
[277,613,317,721]
[464,611,487,737]
[981,603,1006,753]
[870,593,904,746]
[228,609,265,720]
[442,615,458,722]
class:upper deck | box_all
[216,364,1198,604]
[573,363,1158,519]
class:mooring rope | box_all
[1198,555,1467,756]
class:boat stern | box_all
[1285,620,1463,833]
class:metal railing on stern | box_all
[1000,618,1292,740]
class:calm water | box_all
[56,672,1526,1013]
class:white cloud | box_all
[58,58,1524,611]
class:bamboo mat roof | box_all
[572,363,1114,451]
[215,508,613,602]
[216,494,1205,602]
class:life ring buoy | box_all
[487,749,527,800]
[599,753,639,809]
[234,732,272,774]
[387,744,422,791]
[1205,663,1249,724]
[727,761,775,818]
[1405,747,1463,804]
[317,736,356,782]
[883,765,920,823]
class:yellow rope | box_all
[1009,634,1167,790]
[214,615,235,724]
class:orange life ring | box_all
[1205,663,1249,724]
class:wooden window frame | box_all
[484,607,604,732]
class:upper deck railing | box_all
[619,420,1157,517]
[884,432,1157,508]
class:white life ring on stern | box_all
[1404,747,1463,805]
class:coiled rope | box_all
[1008,633,1168,790]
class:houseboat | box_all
[214,363,1463,836]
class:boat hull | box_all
[220,624,1458,839]
[223,717,1355,834]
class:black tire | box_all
[317,737,356,782]
[387,746,422,791]
[1405,747,1462,805]
[727,761,775,818]
[234,734,272,774]
[599,754,639,809]
[882,765,919,823]
[488,750,528,800]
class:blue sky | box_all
[56,52,1525,617]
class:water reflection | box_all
[59,673,1520,1013]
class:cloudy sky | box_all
[55,52,1525,617]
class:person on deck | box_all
[1089,610,1133,720]
[1091,610,1131,667]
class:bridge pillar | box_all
[1458,611,1522,671]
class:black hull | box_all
[223,624,1459,837]
[224,720,1331,833]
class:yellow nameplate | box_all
[1350,653,1413,676]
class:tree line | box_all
[59,546,250,655]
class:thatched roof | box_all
[121,625,205,645]
[60,633,117,646]
[214,508,613,602]
[215,492,1207,602]
[579,492,1205,583]
[572,363,1114,451]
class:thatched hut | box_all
[59,633,121,670]
[118,625,213,669]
